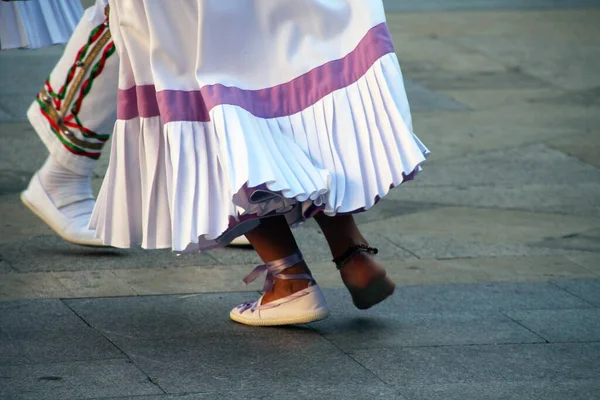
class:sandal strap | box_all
[333,244,379,270]
[243,251,311,292]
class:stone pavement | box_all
[1,1,599,399]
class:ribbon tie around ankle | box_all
[242,251,312,292]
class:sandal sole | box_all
[230,308,330,327]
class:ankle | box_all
[38,156,93,208]
[338,252,387,288]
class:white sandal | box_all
[230,252,330,326]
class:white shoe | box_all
[230,285,330,326]
[230,251,330,326]
[21,173,105,247]
[228,235,251,247]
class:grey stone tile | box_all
[0,299,122,366]
[386,183,600,219]
[321,281,592,315]
[0,258,14,273]
[534,229,600,253]
[403,79,468,111]
[387,235,586,260]
[352,199,440,225]
[0,104,15,122]
[552,279,600,306]
[403,68,548,92]
[451,32,600,92]
[113,334,377,395]
[64,293,386,395]
[64,292,264,340]
[0,95,36,123]
[99,384,401,400]
[546,130,600,168]
[0,359,162,400]
[390,144,600,189]
[312,311,543,351]
[351,342,600,387]
[0,47,61,96]
[534,86,600,107]
[505,308,600,343]
[0,235,217,272]
[0,169,32,196]
[400,380,600,400]
[0,123,48,175]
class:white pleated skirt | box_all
[91,0,430,252]
[0,0,83,49]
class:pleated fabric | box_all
[91,0,430,252]
[0,0,83,49]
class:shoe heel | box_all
[348,275,395,310]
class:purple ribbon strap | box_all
[243,251,313,292]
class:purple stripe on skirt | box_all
[117,22,395,122]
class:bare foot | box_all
[338,252,395,309]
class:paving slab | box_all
[361,206,599,245]
[440,87,563,110]
[449,33,600,91]
[64,292,292,340]
[0,94,38,124]
[0,271,67,300]
[311,310,543,351]
[393,144,600,189]
[533,228,600,253]
[384,256,597,284]
[410,100,600,163]
[51,270,138,298]
[1,255,595,300]
[552,279,600,306]
[0,105,15,122]
[390,33,507,76]
[505,308,600,342]
[387,183,600,219]
[0,194,57,242]
[323,281,593,315]
[387,10,600,41]
[99,385,402,400]
[0,258,14,273]
[0,299,121,366]
[566,253,600,274]
[399,379,600,400]
[111,264,262,296]
[0,359,162,400]
[108,334,379,395]
[0,170,34,197]
[0,123,48,182]
[383,235,588,260]
[403,79,468,111]
[65,294,381,395]
[546,130,600,168]
[351,342,600,387]
[0,235,217,273]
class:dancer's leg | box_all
[315,213,395,309]
[21,1,117,246]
